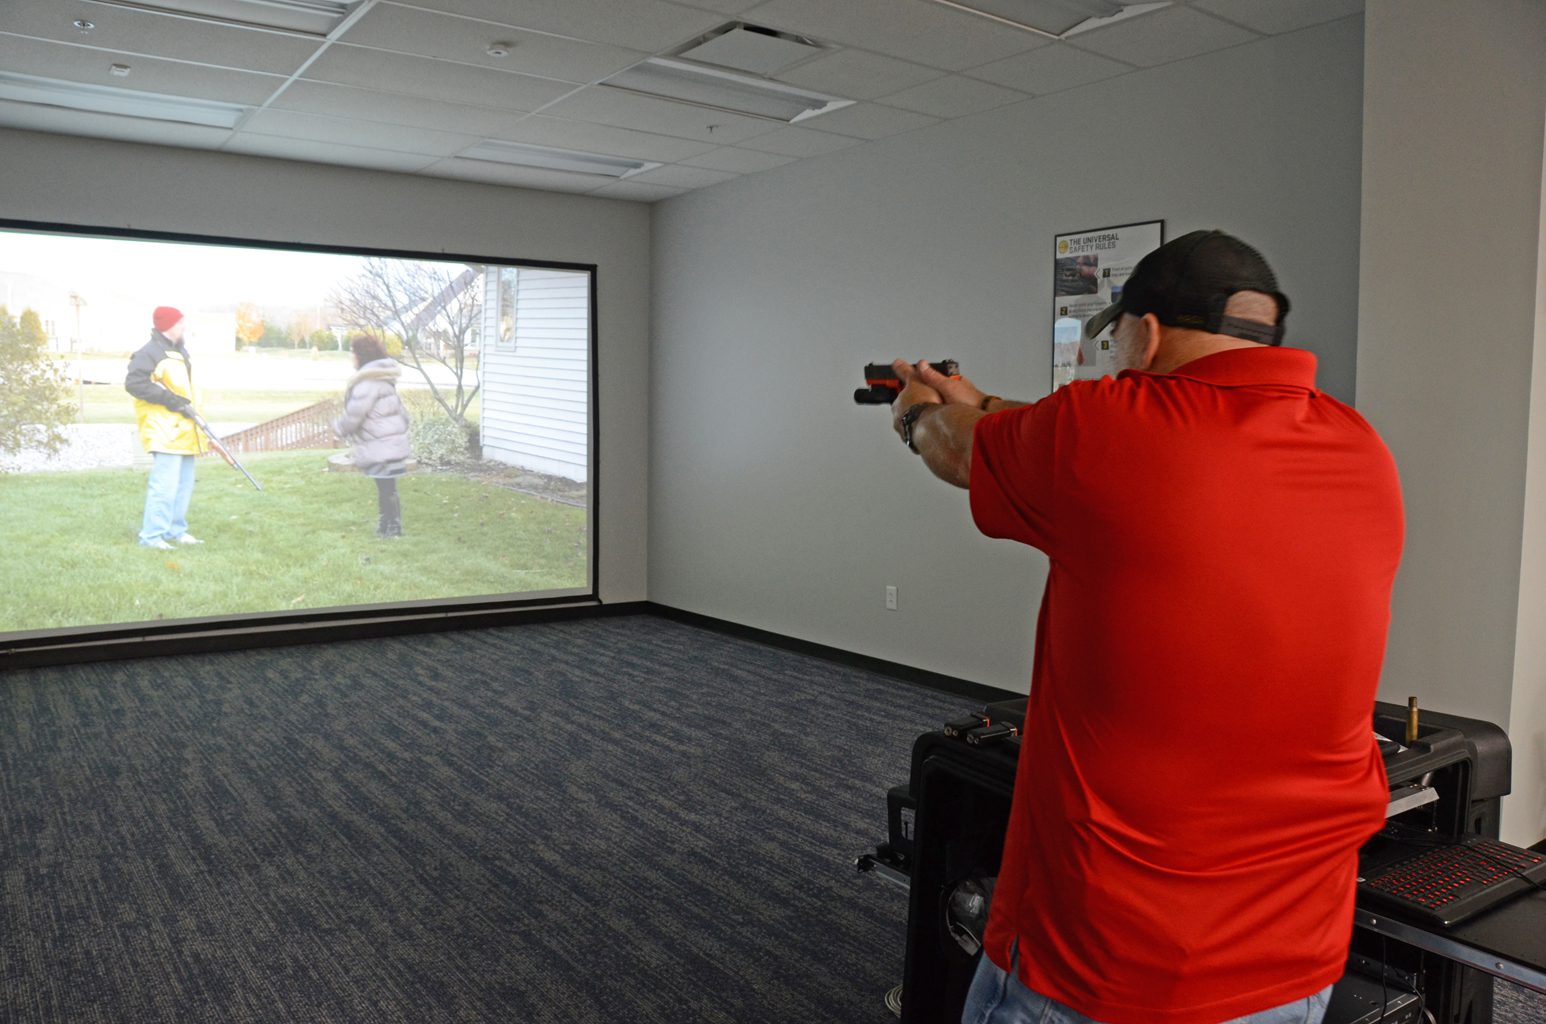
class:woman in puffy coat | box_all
[334,334,411,538]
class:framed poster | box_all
[1051,219,1163,391]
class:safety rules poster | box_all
[1051,220,1163,391]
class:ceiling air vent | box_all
[674,23,825,76]
[601,57,851,124]
[922,1,1170,39]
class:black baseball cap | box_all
[1083,230,1290,344]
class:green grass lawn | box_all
[0,451,587,634]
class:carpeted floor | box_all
[0,616,962,1023]
[1,614,1542,1023]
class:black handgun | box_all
[854,360,961,404]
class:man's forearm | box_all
[909,403,983,489]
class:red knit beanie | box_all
[153,306,184,333]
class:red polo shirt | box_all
[970,347,1402,1024]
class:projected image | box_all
[0,226,591,639]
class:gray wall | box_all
[650,20,1366,692]
[0,128,651,604]
[1357,0,1546,844]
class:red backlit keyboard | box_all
[1359,837,1546,926]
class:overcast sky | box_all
[0,228,466,312]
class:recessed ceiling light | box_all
[601,57,851,124]
[0,71,246,128]
[459,139,660,179]
[109,64,132,76]
[485,42,512,58]
[73,18,95,32]
[81,0,361,38]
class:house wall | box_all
[0,127,649,603]
[479,267,590,482]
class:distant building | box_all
[0,270,236,354]
[0,270,70,350]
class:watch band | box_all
[899,403,933,453]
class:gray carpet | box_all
[0,616,961,1023]
[1,614,1542,1023]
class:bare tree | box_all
[331,258,483,425]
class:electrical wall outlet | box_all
[885,585,898,610]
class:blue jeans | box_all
[961,950,1331,1024]
[139,452,196,544]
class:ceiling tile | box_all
[404,0,725,52]
[879,74,1028,117]
[1190,0,1363,36]
[775,48,945,101]
[0,35,285,105]
[270,81,535,138]
[536,86,778,144]
[479,115,718,162]
[736,124,860,157]
[0,0,321,76]
[665,0,764,15]
[588,179,688,202]
[238,108,480,158]
[967,44,1130,95]
[680,145,796,173]
[626,164,740,188]
[741,0,1045,71]
[222,135,439,173]
[339,4,646,84]
[799,102,936,140]
[301,44,578,111]
[1069,5,1259,68]
[422,155,610,192]
[0,99,234,148]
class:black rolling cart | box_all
[858,700,1544,1024]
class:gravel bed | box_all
[0,423,250,474]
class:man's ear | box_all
[1137,313,1163,370]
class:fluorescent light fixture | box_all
[601,57,853,124]
[923,0,1169,39]
[0,71,246,128]
[82,0,359,37]
[459,139,660,179]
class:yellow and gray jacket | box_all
[125,330,205,454]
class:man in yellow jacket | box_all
[125,306,206,550]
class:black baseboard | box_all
[2,600,652,670]
[642,603,1019,706]
[4,597,1010,711]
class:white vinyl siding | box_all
[479,267,590,482]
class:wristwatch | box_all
[899,403,933,453]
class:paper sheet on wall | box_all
[1051,220,1163,391]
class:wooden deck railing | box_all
[222,398,343,452]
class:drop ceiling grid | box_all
[0,0,1366,202]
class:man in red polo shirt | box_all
[888,231,1402,1024]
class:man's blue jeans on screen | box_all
[961,948,1332,1024]
[139,452,196,545]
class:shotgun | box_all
[188,409,263,491]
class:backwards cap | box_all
[1083,230,1289,345]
